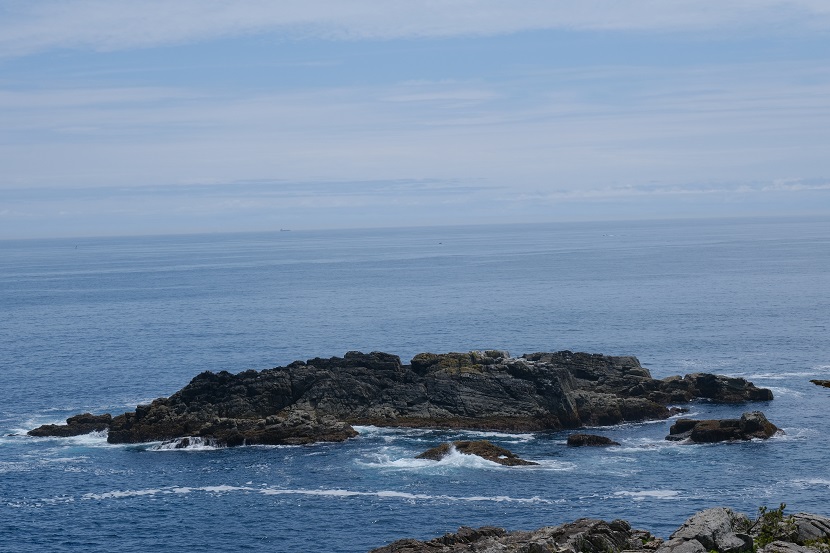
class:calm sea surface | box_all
[1,217,829,552]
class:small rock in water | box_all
[415,440,538,466]
[809,379,830,389]
[27,413,112,437]
[666,411,781,443]
[567,433,621,447]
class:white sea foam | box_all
[525,459,577,472]
[18,429,114,448]
[352,425,537,444]
[613,489,680,501]
[793,478,830,489]
[259,486,555,503]
[84,488,166,500]
[773,427,818,441]
[669,407,700,419]
[359,446,508,470]
[741,370,825,380]
[148,436,222,451]
[764,386,804,397]
[451,430,536,442]
[352,425,433,438]
[64,430,110,445]
[201,485,247,493]
[79,484,554,504]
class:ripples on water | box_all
[1,217,829,552]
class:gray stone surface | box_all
[657,508,752,553]
[368,508,830,553]
[369,518,659,553]
[759,541,822,553]
[792,513,830,544]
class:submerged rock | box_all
[30,349,774,446]
[665,411,781,443]
[416,440,538,466]
[567,433,621,447]
[28,413,112,437]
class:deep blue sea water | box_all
[2,217,829,552]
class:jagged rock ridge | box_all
[29,350,773,446]
[368,507,830,553]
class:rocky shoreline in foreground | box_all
[29,350,775,446]
[369,506,830,553]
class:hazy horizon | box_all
[2,1,829,239]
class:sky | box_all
[1,1,829,239]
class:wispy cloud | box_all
[2,1,830,58]
[3,60,826,189]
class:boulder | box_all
[567,433,621,447]
[809,380,830,389]
[28,413,112,437]
[415,440,538,466]
[656,507,752,553]
[790,512,830,544]
[758,542,817,553]
[666,412,781,443]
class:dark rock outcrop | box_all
[370,518,661,553]
[416,440,538,466]
[666,412,781,443]
[28,350,774,446]
[28,413,112,437]
[567,433,621,447]
[809,379,830,389]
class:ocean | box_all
[1,217,829,552]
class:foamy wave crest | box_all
[64,430,110,445]
[741,370,826,380]
[448,430,536,443]
[359,446,508,470]
[352,425,537,446]
[612,437,696,453]
[84,488,168,500]
[526,459,577,472]
[351,425,451,444]
[764,386,803,397]
[792,478,830,489]
[17,429,113,448]
[613,489,680,501]
[669,407,700,419]
[148,437,222,451]
[773,427,819,441]
[81,485,555,504]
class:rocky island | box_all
[29,350,774,446]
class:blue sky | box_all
[1,1,829,238]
